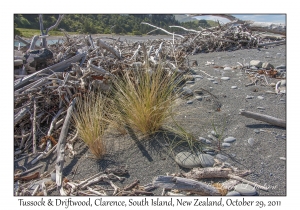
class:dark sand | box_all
[14,36,286,196]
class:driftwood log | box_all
[153,176,221,195]
[56,98,76,195]
[240,110,286,128]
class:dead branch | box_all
[239,110,286,128]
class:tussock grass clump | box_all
[113,65,182,136]
[73,92,109,159]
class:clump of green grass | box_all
[112,65,182,136]
[73,92,109,159]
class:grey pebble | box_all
[248,138,255,146]
[231,86,238,89]
[216,154,228,161]
[224,136,236,143]
[207,78,215,81]
[195,96,202,101]
[234,184,257,196]
[213,81,218,84]
[194,90,203,94]
[226,191,241,196]
[193,75,203,79]
[182,87,193,96]
[246,95,254,99]
[222,143,231,147]
[186,81,195,84]
[257,107,265,110]
[205,151,215,155]
[254,129,260,134]
[211,130,218,137]
[175,152,202,168]
[250,66,258,70]
[187,100,193,104]
[257,96,264,100]
[221,77,230,81]
[198,153,215,167]
[224,67,232,70]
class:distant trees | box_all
[14,14,217,35]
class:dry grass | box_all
[112,65,182,136]
[73,92,109,159]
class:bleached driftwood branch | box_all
[153,176,221,195]
[240,110,286,128]
[56,98,76,194]
[141,22,184,38]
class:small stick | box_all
[87,187,107,196]
[228,174,269,191]
[123,179,140,191]
[41,182,47,196]
[14,164,43,177]
[32,185,40,196]
[240,110,286,128]
[32,97,37,154]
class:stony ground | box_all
[14,38,286,196]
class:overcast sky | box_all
[195,14,286,24]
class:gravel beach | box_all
[14,36,286,196]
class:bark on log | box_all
[56,98,76,193]
[153,176,221,195]
[240,110,286,128]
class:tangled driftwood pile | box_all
[14,15,286,196]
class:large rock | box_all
[175,152,202,168]
[197,153,215,167]
[250,60,262,68]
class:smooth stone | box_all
[175,152,202,168]
[216,154,228,161]
[234,184,257,196]
[186,81,195,84]
[269,83,276,87]
[197,153,215,167]
[198,137,207,143]
[182,87,193,96]
[276,65,286,69]
[231,86,238,89]
[221,77,230,81]
[224,67,232,70]
[250,66,258,70]
[187,100,193,104]
[193,75,203,79]
[224,136,236,143]
[246,95,254,99]
[250,60,262,68]
[226,191,241,196]
[279,157,286,160]
[207,78,215,81]
[194,90,203,94]
[207,134,216,140]
[213,81,218,84]
[257,107,265,110]
[257,96,264,100]
[248,138,255,146]
[205,151,215,155]
[195,96,202,101]
[254,129,260,134]
[222,143,231,147]
[262,62,274,70]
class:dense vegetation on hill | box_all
[14,14,218,36]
